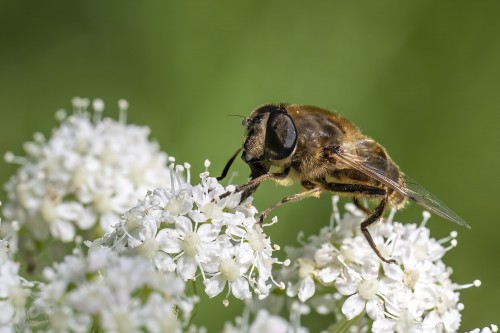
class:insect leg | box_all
[326,183,385,215]
[219,168,290,201]
[353,197,371,215]
[326,183,385,196]
[360,195,398,264]
[326,183,397,264]
[258,187,322,224]
[216,148,242,181]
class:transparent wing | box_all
[333,139,470,229]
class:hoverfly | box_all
[217,104,469,264]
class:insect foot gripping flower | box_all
[270,198,489,333]
[2,97,173,254]
[30,246,196,333]
[91,159,287,305]
[0,237,33,332]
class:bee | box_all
[217,104,470,264]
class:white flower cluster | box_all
[2,98,172,247]
[92,161,286,303]
[270,198,482,332]
[31,247,195,333]
[0,238,32,333]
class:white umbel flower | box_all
[92,160,285,303]
[2,98,173,248]
[272,198,485,332]
[31,247,193,333]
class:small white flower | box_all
[338,276,384,320]
[286,258,316,302]
[204,240,252,300]
[157,215,219,280]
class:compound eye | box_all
[265,108,297,160]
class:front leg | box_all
[216,148,242,181]
[258,187,322,224]
[219,167,291,202]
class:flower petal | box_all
[372,318,396,333]
[76,207,96,229]
[317,266,340,284]
[335,277,359,296]
[231,277,251,300]
[157,229,183,253]
[174,216,193,236]
[0,301,14,324]
[57,202,83,220]
[177,255,198,281]
[100,212,120,232]
[196,223,219,242]
[204,275,226,298]
[154,252,176,272]
[341,294,365,320]
[366,299,384,320]
[51,219,76,242]
[298,276,316,302]
[188,210,208,223]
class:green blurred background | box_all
[1,0,499,330]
